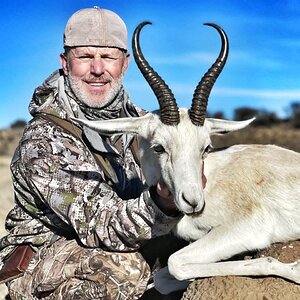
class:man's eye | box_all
[153,144,165,153]
[103,56,117,61]
[78,56,92,61]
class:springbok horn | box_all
[132,21,180,126]
[189,23,229,126]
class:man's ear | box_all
[60,53,68,75]
[122,53,130,74]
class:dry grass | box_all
[0,127,24,157]
[212,123,300,153]
[0,156,14,299]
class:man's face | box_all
[60,47,129,108]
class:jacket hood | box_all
[29,69,76,119]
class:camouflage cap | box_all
[64,7,128,51]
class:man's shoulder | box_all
[22,114,80,144]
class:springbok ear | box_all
[205,117,255,135]
[71,113,152,135]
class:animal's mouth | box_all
[185,201,206,217]
[186,211,202,217]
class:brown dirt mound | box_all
[182,241,300,300]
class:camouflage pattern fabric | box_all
[0,70,180,298]
[7,238,151,299]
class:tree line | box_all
[9,101,300,129]
[208,101,300,128]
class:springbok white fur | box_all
[72,110,300,294]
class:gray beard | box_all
[66,74,123,109]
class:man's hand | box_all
[156,181,177,211]
[150,180,179,217]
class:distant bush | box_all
[292,113,300,128]
[211,111,225,119]
[289,102,300,128]
[233,107,258,121]
[254,110,280,126]
[233,107,280,126]
[10,119,27,129]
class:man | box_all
[0,7,183,299]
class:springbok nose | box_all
[181,191,205,214]
[182,193,198,209]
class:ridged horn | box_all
[189,23,229,126]
[132,21,180,125]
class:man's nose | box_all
[90,57,104,75]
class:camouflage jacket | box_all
[0,70,178,261]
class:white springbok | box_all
[72,22,300,294]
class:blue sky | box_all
[1,0,300,129]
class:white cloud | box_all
[212,87,300,99]
[126,79,300,101]
[228,50,284,69]
[149,51,215,65]
[134,49,285,71]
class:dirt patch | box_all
[181,241,300,299]
[182,275,300,300]
[0,156,14,299]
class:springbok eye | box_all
[205,145,212,153]
[203,145,213,159]
[153,144,165,154]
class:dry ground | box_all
[0,156,14,298]
[0,127,23,298]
